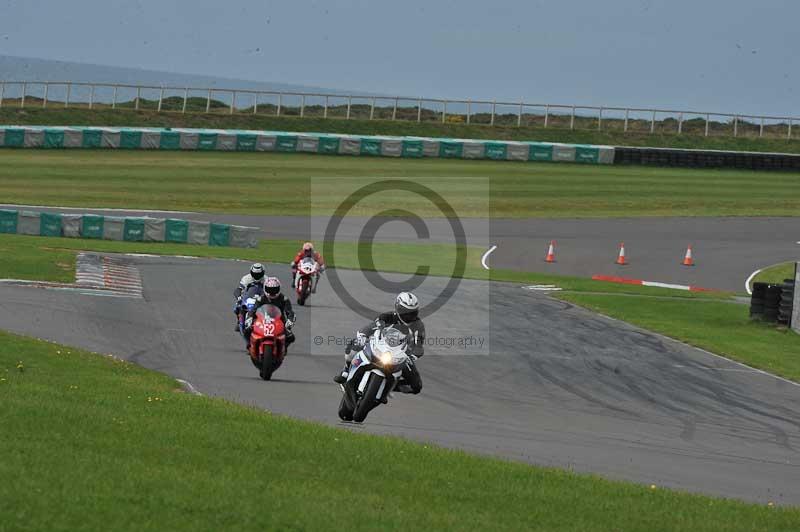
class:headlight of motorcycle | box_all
[379,352,393,367]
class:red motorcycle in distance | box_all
[247,304,287,381]
[295,257,319,306]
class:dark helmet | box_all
[250,263,265,281]
[395,292,419,324]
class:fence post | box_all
[89,84,96,109]
[623,108,629,132]
[544,105,549,128]
[136,86,141,110]
[253,93,258,115]
[466,100,471,125]
[490,100,496,126]
[759,117,764,137]
[392,97,398,121]
[517,100,522,127]
[205,89,211,113]
[570,106,576,130]
[650,110,656,134]
[370,97,376,120]
[20,82,26,108]
[42,82,48,108]
[182,88,188,113]
[300,94,305,117]
[0,82,4,107]
[597,107,603,130]
[789,119,793,139]
[677,112,683,134]
[442,100,447,123]
[277,93,282,116]
[417,99,422,122]
[65,83,71,108]
[705,113,710,137]
[230,91,235,114]
[733,115,738,137]
[323,95,328,118]
[157,87,163,112]
[112,85,118,109]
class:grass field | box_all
[3,106,800,154]
[2,150,800,217]
[2,330,798,532]
[558,293,800,382]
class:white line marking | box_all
[642,281,691,291]
[524,285,563,292]
[481,244,497,270]
[744,268,763,295]
[176,378,202,396]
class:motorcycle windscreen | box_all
[257,304,282,321]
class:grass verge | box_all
[3,150,800,217]
[0,233,731,299]
[4,106,800,154]
[752,262,797,288]
[2,330,798,531]
[557,293,800,382]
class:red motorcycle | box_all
[295,257,319,306]
[247,304,287,380]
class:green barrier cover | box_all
[198,133,217,150]
[209,223,230,246]
[360,138,382,156]
[236,134,257,151]
[82,129,102,148]
[39,212,62,237]
[165,218,189,243]
[575,146,600,163]
[318,136,340,154]
[401,140,424,158]
[439,141,464,158]
[81,214,104,239]
[159,131,181,150]
[529,144,554,161]
[276,135,298,152]
[4,129,25,147]
[484,142,507,160]
[0,209,18,234]
[44,130,64,148]
[123,218,146,241]
[120,131,142,149]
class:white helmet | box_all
[395,292,419,324]
[250,263,265,281]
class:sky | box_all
[0,0,797,116]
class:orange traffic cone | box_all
[545,240,556,263]
[682,245,694,266]
[615,242,628,265]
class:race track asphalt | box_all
[2,254,799,504]
[4,204,797,291]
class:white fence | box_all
[0,80,798,139]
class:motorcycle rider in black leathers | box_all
[334,291,424,394]
[245,276,296,348]
[233,263,266,331]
